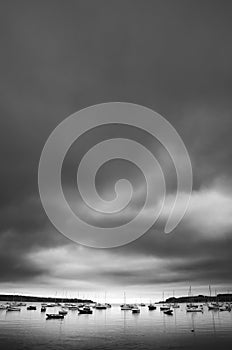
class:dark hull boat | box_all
[132,306,140,314]
[160,306,170,311]
[27,306,37,310]
[164,309,173,315]
[148,304,156,310]
[46,313,64,319]
[41,307,46,312]
[95,303,107,310]
[78,307,93,314]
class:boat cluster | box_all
[119,301,231,315]
[207,302,231,311]
[1,300,231,318]
[120,303,155,314]
[186,303,204,312]
[120,304,142,313]
[186,302,232,313]
[185,301,232,313]
[158,301,232,314]
[0,302,26,311]
[120,302,181,315]
[41,302,110,318]
[0,301,112,319]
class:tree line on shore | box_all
[0,294,93,303]
[164,294,232,303]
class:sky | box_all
[1,0,232,303]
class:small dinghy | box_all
[41,306,46,312]
[132,306,140,314]
[208,303,220,311]
[27,305,37,310]
[7,307,21,312]
[78,306,93,314]
[46,313,64,319]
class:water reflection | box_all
[0,303,232,349]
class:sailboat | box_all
[171,291,180,308]
[132,305,140,313]
[95,303,107,310]
[208,286,220,310]
[121,292,133,310]
[78,305,93,314]
[160,292,171,311]
[7,306,21,312]
[186,286,203,312]
[148,303,156,310]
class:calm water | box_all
[0,303,232,350]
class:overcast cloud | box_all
[0,0,232,301]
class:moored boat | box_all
[160,305,171,311]
[121,304,133,310]
[15,302,26,306]
[208,303,220,311]
[219,304,231,312]
[7,307,21,311]
[46,303,56,307]
[148,303,156,310]
[59,309,68,315]
[68,305,79,310]
[27,305,37,310]
[95,303,107,310]
[132,305,140,313]
[78,306,93,314]
[46,313,64,319]
[164,309,173,315]
[187,303,198,309]
[186,305,203,312]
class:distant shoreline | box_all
[1,293,232,304]
[0,294,93,303]
[160,293,232,304]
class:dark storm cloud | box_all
[0,0,232,291]
[0,249,47,282]
[0,197,69,282]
